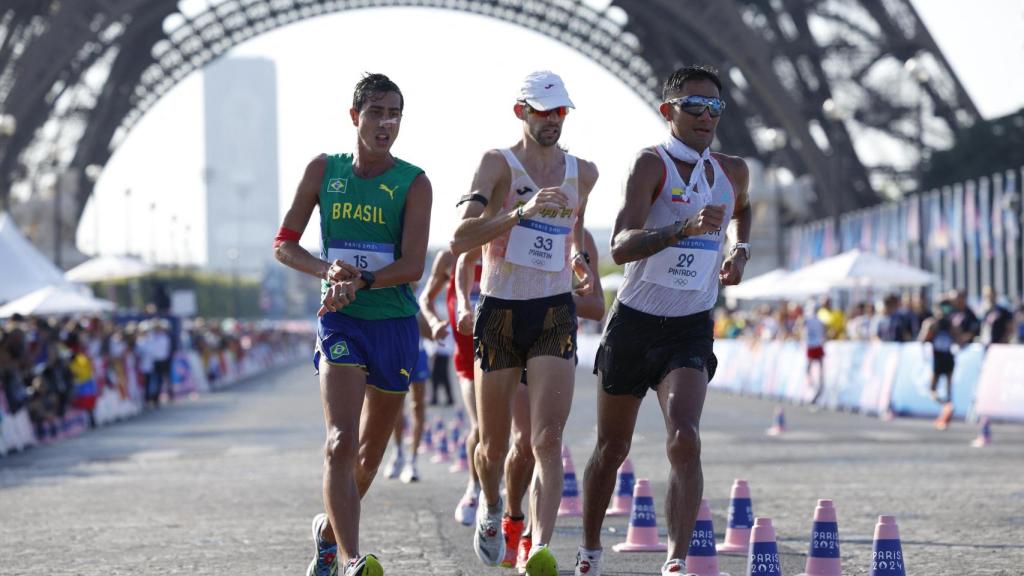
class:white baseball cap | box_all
[518,70,575,111]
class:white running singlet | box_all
[617,146,735,317]
[480,149,580,300]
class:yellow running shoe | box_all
[343,554,383,576]
[524,544,558,576]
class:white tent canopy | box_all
[0,285,116,318]
[723,268,794,300]
[0,213,66,304]
[65,255,154,283]
[782,249,936,294]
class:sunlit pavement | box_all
[1,362,1021,575]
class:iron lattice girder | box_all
[0,0,981,229]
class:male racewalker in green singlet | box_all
[273,73,432,576]
[450,70,598,576]
[572,65,751,576]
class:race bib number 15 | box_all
[327,239,395,276]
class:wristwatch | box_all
[731,242,751,260]
[359,269,376,290]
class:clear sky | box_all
[78,1,1024,265]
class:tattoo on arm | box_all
[614,222,683,263]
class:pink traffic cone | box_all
[606,458,636,517]
[971,417,991,448]
[718,479,755,555]
[612,478,667,552]
[685,499,730,576]
[745,517,782,576]
[766,406,785,436]
[557,444,582,517]
[431,429,451,463]
[449,436,469,473]
[797,499,842,576]
[869,515,906,576]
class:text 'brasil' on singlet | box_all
[319,153,423,320]
[617,146,735,317]
[480,149,579,301]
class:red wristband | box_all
[273,226,301,248]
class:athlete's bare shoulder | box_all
[711,152,749,182]
[632,146,664,175]
[576,157,600,190]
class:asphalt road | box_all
[1,362,1022,575]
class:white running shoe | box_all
[399,460,419,483]
[660,558,685,575]
[473,496,505,566]
[573,547,602,576]
[454,489,478,526]
[383,452,403,480]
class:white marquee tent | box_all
[0,213,66,304]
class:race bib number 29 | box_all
[640,237,720,291]
[327,239,395,275]
[505,219,568,272]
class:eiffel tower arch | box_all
[0,0,979,264]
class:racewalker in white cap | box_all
[450,70,599,576]
[573,65,751,576]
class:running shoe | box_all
[343,554,383,576]
[306,513,338,576]
[660,558,685,574]
[500,515,525,567]
[473,497,505,566]
[454,489,478,526]
[383,452,403,480]
[524,544,558,576]
[515,533,532,575]
[573,547,601,576]
[399,460,419,484]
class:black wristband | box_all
[358,270,376,290]
[573,250,591,265]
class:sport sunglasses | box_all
[666,95,726,117]
[524,104,570,118]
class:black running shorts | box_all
[474,292,577,372]
[595,300,717,398]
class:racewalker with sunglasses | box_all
[450,70,598,576]
[274,73,432,576]
[572,65,752,576]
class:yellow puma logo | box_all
[379,183,397,200]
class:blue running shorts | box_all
[314,312,419,394]
[411,346,430,383]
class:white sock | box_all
[578,546,602,560]
[528,543,548,559]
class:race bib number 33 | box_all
[641,237,720,291]
[327,239,395,274]
[505,219,568,272]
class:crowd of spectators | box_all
[0,313,308,443]
[715,286,1024,347]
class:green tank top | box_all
[319,153,423,320]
